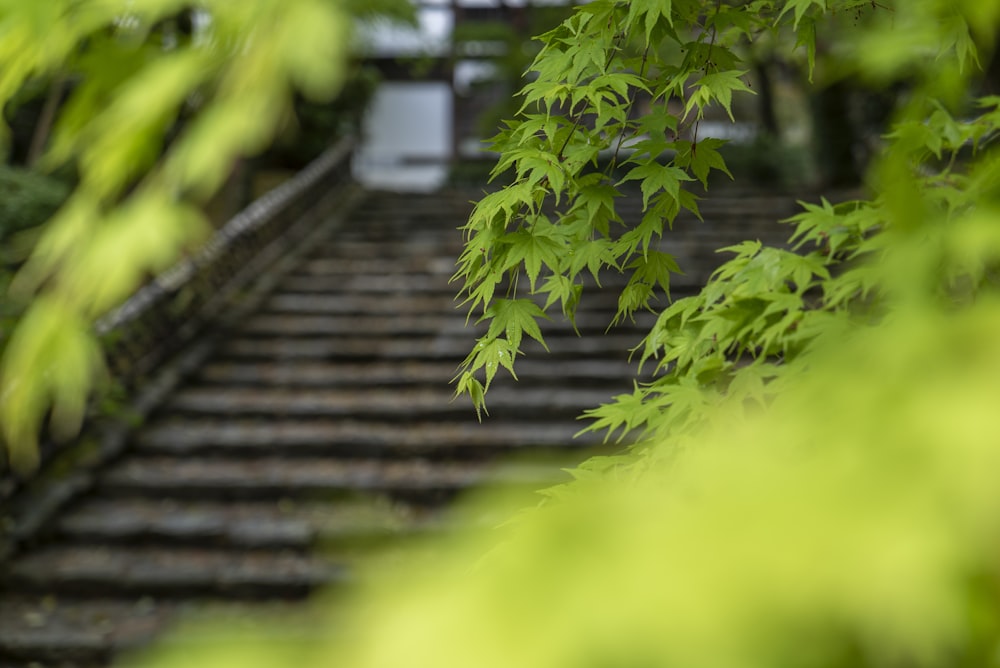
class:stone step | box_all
[195,358,642,388]
[259,289,678,316]
[53,498,440,549]
[288,258,672,293]
[162,386,624,420]
[307,239,466,260]
[296,257,458,276]
[133,419,602,458]
[264,293,456,315]
[0,595,176,665]
[2,546,344,598]
[278,274,453,294]
[275,272,702,295]
[216,333,644,362]
[239,311,655,338]
[98,456,568,500]
[0,597,324,666]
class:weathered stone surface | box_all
[164,386,625,420]
[0,595,176,663]
[99,456,566,498]
[4,546,343,597]
[54,498,439,548]
[196,358,639,387]
[240,310,655,337]
[133,418,602,456]
[219,332,643,361]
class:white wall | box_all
[354,82,453,191]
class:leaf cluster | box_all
[452,0,808,415]
[454,0,1000,466]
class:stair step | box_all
[0,596,322,666]
[53,498,438,548]
[278,274,454,294]
[258,289,684,315]
[306,239,466,260]
[217,333,643,361]
[195,358,641,387]
[133,418,602,457]
[0,595,177,664]
[163,386,623,420]
[3,546,343,598]
[274,273,701,295]
[98,456,567,499]
[297,257,458,276]
[239,311,654,337]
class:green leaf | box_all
[619,162,692,209]
[685,70,754,122]
[777,0,825,30]
[482,298,551,353]
[626,0,674,44]
[500,228,564,291]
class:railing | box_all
[97,136,356,384]
[0,137,356,504]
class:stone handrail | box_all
[0,136,355,498]
[96,136,355,384]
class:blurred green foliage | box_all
[0,166,71,375]
[267,66,381,169]
[0,165,70,254]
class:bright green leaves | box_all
[588,184,889,447]
[619,162,692,209]
[626,0,673,44]
[794,16,818,80]
[614,252,680,325]
[579,375,718,442]
[0,297,103,473]
[279,0,351,99]
[454,0,781,411]
[778,0,827,30]
[684,70,754,122]
[674,139,732,188]
[454,299,550,418]
[455,0,966,432]
[501,224,564,291]
[54,48,218,200]
[484,299,550,353]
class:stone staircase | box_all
[0,186,802,667]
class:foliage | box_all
[451,0,985,420]
[266,65,382,169]
[0,166,71,370]
[0,0,413,473]
[452,5,574,141]
[0,166,71,246]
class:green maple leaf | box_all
[500,228,564,291]
[619,162,692,208]
[686,70,754,122]
[777,0,826,30]
[482,298,550,352]
[626,0,673,44]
